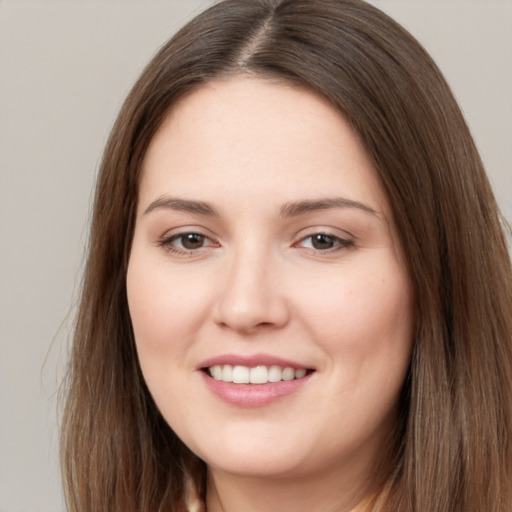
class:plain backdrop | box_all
[1,1,511,511]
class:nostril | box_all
[212,275,291,334]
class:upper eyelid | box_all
[155,224,356,248]
[160,231,216,244]
[298,232,349,242]
[158,225,216,239]
[295,233,353,248]
[156,228,216,249]
[156,227,354,241]
[157,232,219,256]
[294,225,355,241]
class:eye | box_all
[175,233,208,250]
[297,233,352,252]
[158,231,217,254]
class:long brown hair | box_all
[60,1,512,510]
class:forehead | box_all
[139,76,389,217]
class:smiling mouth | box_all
[205,364,314,384]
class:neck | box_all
[205,463,381,512]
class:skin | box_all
[127,77,414,512]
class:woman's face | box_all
[127,77,414,482]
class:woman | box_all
[60,0,512,511]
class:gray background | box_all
[1,1,511,511]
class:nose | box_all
[213,247,290,335]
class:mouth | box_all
[199,356,316,407]
[204,364,314,384]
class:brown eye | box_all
[296,232,353,252]
[159,231,216,254]
[311,234,336,250]
[180,233,206,250]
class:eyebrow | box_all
[143,195,378,217]
[280,197,378,217]
[143,196,218,216]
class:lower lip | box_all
[200,371,313,408]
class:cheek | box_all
[295,258,414,368]
[295,261,414,443]
[126,250,212,365]
[125,253,215,427]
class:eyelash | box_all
[157,231,353,256]
[295,232,353,253]
[157,231,217,256]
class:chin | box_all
[204,451,305,480]
[188,428,311,479]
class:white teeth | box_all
[249,366,268,384]
[211,365,223,380]
[232,365,250,383]
[295,368,307,379]
[208,364,309,384]
[268,365,282,383]
[282,367,295,381]
[222,364,233,382]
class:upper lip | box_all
[197,353,313,370]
